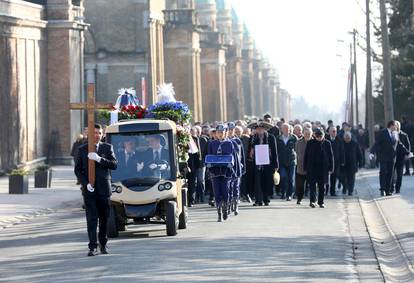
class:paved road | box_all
[0,179,386,283]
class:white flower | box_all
[157,83,176,103]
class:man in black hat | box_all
[304,127,334,208]
[248,122,279,206]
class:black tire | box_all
[166,201,178,236]
[107,205,119,238]
[179,189,188,229]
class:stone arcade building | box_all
[0,0,290,172]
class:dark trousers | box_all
[342,170,356,195]
[379,160,395,194]
[405,158,413,174]
[254,169,270,204]
[241,161,254,198]
[394,162,405,193]
[195,168,205,202]
[84,194,110,250]
[280,165,296,198]
[295,173,306,202]
[212,177,230,205]
[229,178,241,201]
[309,179,325,205]
[187,171,196,204]
[326,172,339,195]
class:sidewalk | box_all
[0,166,82,229]
[356,169,414,278]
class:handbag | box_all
[273,171,280,185]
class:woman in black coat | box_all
[304,128,334,208]
[341,132,362,196]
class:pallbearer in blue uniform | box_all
[227,122,246,216]
[206,124,234,222]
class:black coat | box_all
[304,139,334,184]
[248,132,279,171]
[199,135,210,163]
[276,135,298,167]
[75,143,118,197]
[371,128,398,162]
[342,140,362,174]
[326,136,345,174]
[248,132,279,195]
[396,131,411,165]
[187,136,203,172]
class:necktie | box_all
[126,153,130,165]
[155,151,159,162]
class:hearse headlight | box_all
[111,184,117,192]
[164,182,173,190]
[158,184,165,191]
[115,186,122,193]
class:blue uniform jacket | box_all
[207,139,234,178]
[230,137,246,178]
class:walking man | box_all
[304,128,334,208]
[75,124,118,256]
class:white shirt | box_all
[282,135,289,145]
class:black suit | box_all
[141,148,170,178]
[394,131,411,192]
[325,136,345,196]
[371,128,398,194]
[75,142,117,250]
[115,151,140,180]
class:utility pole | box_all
[366,0,375,148]
[349,43,354,126]
[352,29,359,126]
[379,0,394,122]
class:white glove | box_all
[159,164,168,171]
[149,164,157,170]
[137,162,144,172]
[88,152,102,163]
[408,152,414,159]
[87,183,95,193]
[369,153,375,161]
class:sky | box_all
[231,0,369,118]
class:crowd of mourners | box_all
[184,114,414,222]
[71,115,414,223]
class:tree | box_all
[376,0,414,123]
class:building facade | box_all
[1,0,285,172]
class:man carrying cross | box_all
[75,123,117,256]
[72,70,117,256]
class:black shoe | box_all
[88,249,98,257]
[100,246,108,255]
[264,202,270,206]
[280,194,285,200]
[331,193,337,197]
[380,190,386,197]
[396,190,400,194]
[310,203,316,208]
[286,196,292,201]
[297,200,302,205]
[348,192,353,196]
[319,204,325,208]
[386,192,393,196]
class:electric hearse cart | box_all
[105,119,188,237]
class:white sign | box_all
[255,144,270,165]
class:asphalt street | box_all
[0,178,387,283]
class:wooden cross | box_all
[70,70,113,186]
